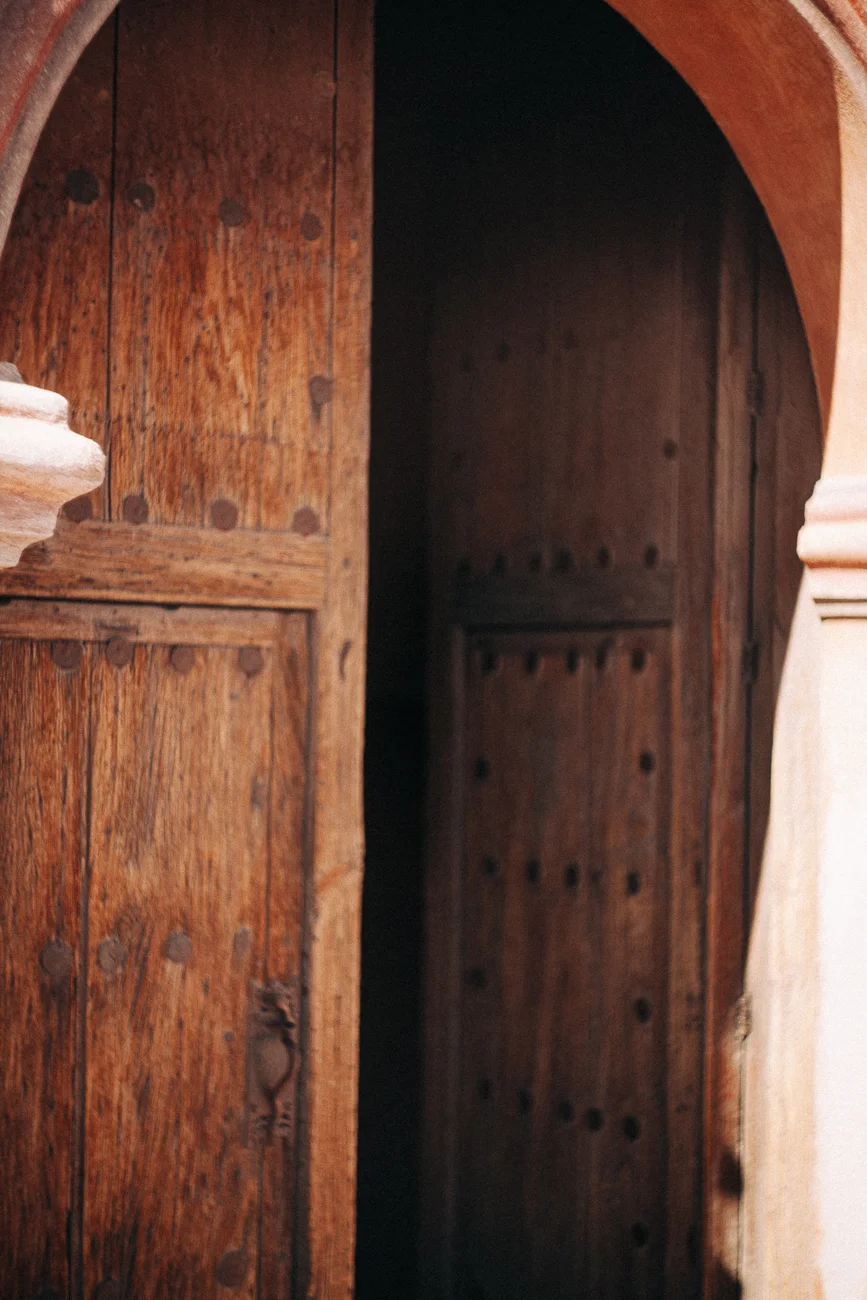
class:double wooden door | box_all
[0,1,371,1297]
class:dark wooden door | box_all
[418,27,821,1300]
[0,0,372,1296]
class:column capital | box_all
[0,374,105,568]
[798,474,867,612]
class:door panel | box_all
[0,606,309,1299]
[109,0,335,532]
[0,640,88,1300]
[421,42,719,1300]
[457,632,670,1300]
[0,0,372,1291]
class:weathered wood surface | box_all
[422,58,720,1299]
[0,640,88,1300]
[304,0,373,1292]
[0,519,328,609]
[0,0,372,1294]
[452,567,676,629]
[456,634,670,1300]
[83,640,279,1300]
[109,0,335,533]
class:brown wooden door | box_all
[418,31,821,1300]
[0,1,372,1296]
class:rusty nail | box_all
[0,361,24,383]
[645,543,659,569]
[218,197,245,228]
[254,1035,292,1092]
[634,996,652,1023]
[40,939,73,981]
[663,438,678,459]
[65,168,99,205]
[627,871,642,895]
[64,494,93,523]
[238,646,264,678]
[300,210,323,241]
[163,931,193,964]
[291,505,320,536]
[623,1114,641,1141]
[97,936,127,977]
[639,750,656,774]
[210,498,238,531]
[216,1250,248,1289]
[51,641,83,672]
[170,645,195,674]
[106,637,134,669]
[308,374,333,409]
[125,181,155,212]
[122,493,148,524]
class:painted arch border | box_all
[2,2,867,1298]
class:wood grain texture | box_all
[109,0,335,532]
[0,519,328,609]
[0,600,283,646]
[422,64,720,1300]
[456,634,670,1300]
[82,625,307,1299]
[0,640,88,1300]
[703,161,755,1299]
[664,147,719,1300]
[304,0,373,1292]
[261,615,311,1300]
[453,567,676,630]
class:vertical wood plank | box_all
[83,642,274,1299]
[261,615,311,1300]
[0,19,113,510]
[0,641,88,1300]
[110,0,335,530]
[305,0,373,1293]
[703,159,755,1299]
[666,146,721,1300]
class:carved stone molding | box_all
[798,475,867,610]
[0,376,105,568]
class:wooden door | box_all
[0,1,371,1297]
[418,37,822,1300]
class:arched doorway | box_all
[1,2,867,1299]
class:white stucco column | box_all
[798,474,867,1298]
[0,370,104,567]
